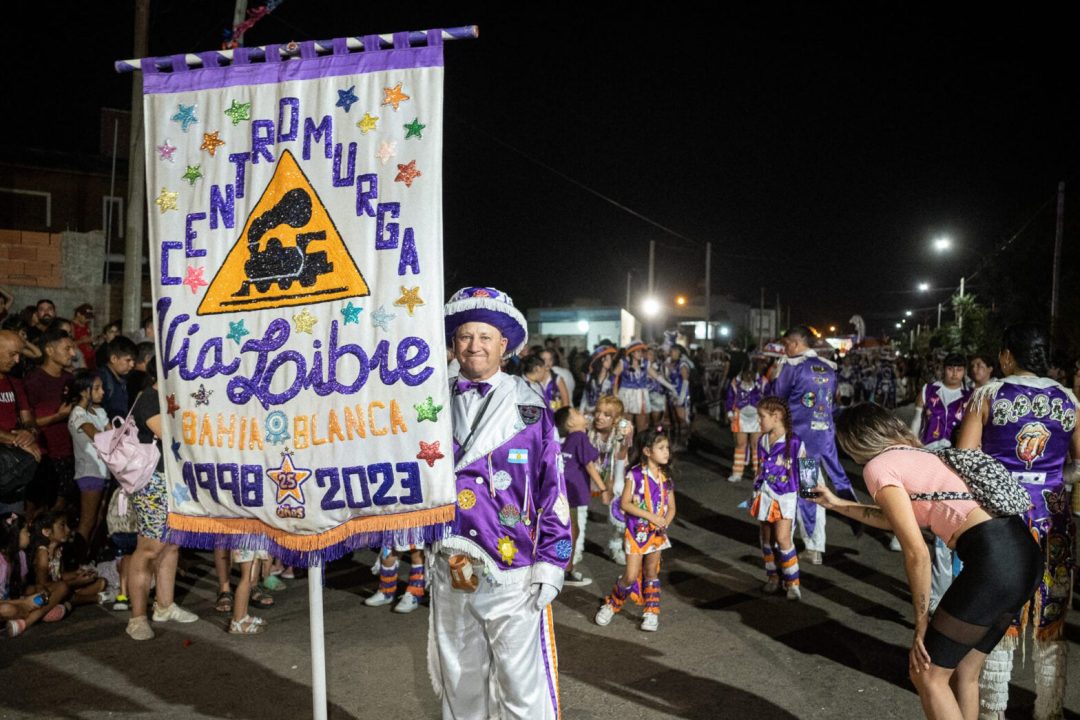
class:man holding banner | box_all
[429,286,570,720]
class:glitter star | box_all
[375,140,397,166]
[171,439,182,462]
[393,286,425,316]
[395,160,422,188]
[371,305,396,332]
[190,384,213,407]
[356,112,379,134]
[416,440,445,468]
[166,393,180,417]
[341,302,363,325]
[154,187,179,213]
[227,319,250,344]
[171,103,198,132]
[223,99,252,125]
[293,308,317,334]
[336,85,359,113]
[403,118,426,140]
[181,165,203,186]
[200,131,225,157]
[267,452,312,505]
[182,266,208,294]
[382,83,410,111]
[157,140,177,162]
[414,396,443,423]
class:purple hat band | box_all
[443,287,529,357]
[444,308,527,353]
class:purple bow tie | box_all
[456,379,493,397]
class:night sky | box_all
[6,3,1078,337]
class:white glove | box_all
[530,582,559,610]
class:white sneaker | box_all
[640,613,659,631]
[727,474,742,483]
[126,616,155,640]
[152,602,198,623]
[393,593,419,614]
[807,550,823,565]
[364,592,395,607]
[595,604,615,626]
[786,585,802,601]
[889,536,902,552]
[564,570,593,587]
[97,589,117,605]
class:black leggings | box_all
[922,515,1043,669]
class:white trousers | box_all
[429,556,560,720]
[797,502,827,553]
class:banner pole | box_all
[114,25,479,74]
[308,562,328,720]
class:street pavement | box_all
[2,412,1078,719]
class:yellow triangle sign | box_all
[197,149,370,316]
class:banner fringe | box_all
[165,505,454,567]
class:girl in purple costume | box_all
[750,397,806,601]
[579,345,616,415]
[726,355,766,483]
[956,324,1080,720]
[595,428,676,632]
[588,395,633,566]
[614,341,650,432]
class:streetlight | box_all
[905,310,912,317]
[917,281,930,292]
[577,319,589,333]
[828,325,837,333]
[895,322,902,329]
[675,295,687,306]
[642,297,660,317]
[933,236,952,253]
[719,326,730,337]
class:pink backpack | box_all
[94,395,161,515]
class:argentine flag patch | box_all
[508,449,528,464]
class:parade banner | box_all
[141,32,454,565]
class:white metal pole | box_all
[308,563,328,720]
[958,276,965,331]
[704,241,711,345]
[647,241,655,295]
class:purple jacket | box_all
[444,373,571,588]
[754,433,804,495]
[919,382,971,447]
[768,351,854,496]
[974,376,1077,524]
[726,376,765,414]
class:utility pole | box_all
[937,302,942,330]
[648,240,655,295]
[704,241,711,344]
[1051,181,1065,353]
[122,0,150,335]
[625,271,631,312]
[957,276,965,331]
[759,287,765,349]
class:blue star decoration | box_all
[171,439,182,462]
[171,103,198,132]
[341,301,363,325]
[171,480,192,507]
[227,319,250,345]
[371,305,396,332]
[336,85,359,113]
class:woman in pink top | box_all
[812,403,1041,720]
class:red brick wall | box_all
[0,230,63,287]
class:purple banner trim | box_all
[164,520,451,568]
[144,45,443,95]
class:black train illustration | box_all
[233,187,334,296]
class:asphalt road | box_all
[2,412,1078,719]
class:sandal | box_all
[261,575,286,592]
[250,587,275,608]
[215,591,234,614]
[228,614,267,634]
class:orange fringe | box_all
[167,504,455,552]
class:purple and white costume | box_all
[768,350,855,553]
[726,375,766,433]
[973,376,1077,719]
[617,342,650,415]
[430,287,569,720]
[750,433,806,522]
[916,381,971,451]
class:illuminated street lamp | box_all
[918,281,930,292]
[828,325,837,333]
[577,319,589,333]
[675,295,687,306]
[933,236,952,253]
[895,322,902,329]
[905,310,912,317]
[642,297,661,317]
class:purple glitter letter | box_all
[375,203,400,250]
[332,142,357,188]
[251,120,276,165]
[209,185,235,230]
[303,116,334,161]
[398,227,419,275]
[185,212,207,258]
[356,173,378,218]
[278,98,300,142]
